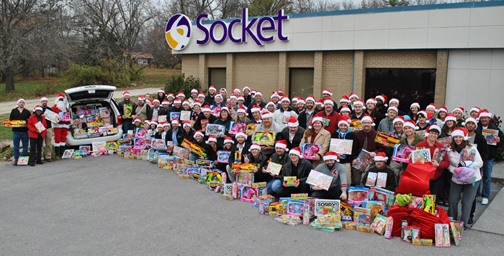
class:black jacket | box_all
[247,101,266,117]
[298,109,319,129]
[158,106,171,117]
[361,166,397,192]
[245,152,270,183]
[268,152,290,179]
[194,113,218,131]
[118,99,137,120]
[165,128,183,145]
[228,142,251,165]
[476,122,503,160]
[472,132,489,162]
[179,129,195,144]
[10,108,31,132]
[280,158,313,182]
[276,126,305,150]
[167,106,183,119]
[205,95,215,105]
[331,130,358,164]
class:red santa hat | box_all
[214,93,223,100]
[17,98,26,105]
[173,99,182,104]
[353,99,366,109]
[123,91,130,97]
[270,91,279,99]
[340,95,350,104]
[182,100,191,106]
[338,116,351,127]
[162,100,170,105]
[280,96,290,103]
[393,116,405,125]
[374,152,388,162]
[389,98,399,106]
[194,130,204,138]
[251,105,262,113]
[150,120,158,125]
[249,143,261,151]
[470,106,481,114]
[206,135,217,144]
[376,95,388,107]
[167,93,175,99]
[387,106,398,113]
[56,93,65,100]
[275,140,288,151]
[452,127,469,140]
[191,88,198,94]
[40,96,48,102]
[323,151,340,162]
[287,116,299,127]
[33,105,43,112]
[157,123,163,128]
[233,88,241,94]
[235,132,247,140]
[229,95,237,101]
[426,103,438,113]
[143,120,150,125]
[410,102,420,110]
[340,106,351,113]
[349,92,359,99]
[297,98,306,105]
[224,136,234,144]
[237,106,247,114]
[418,111,432,120]
[438,106,448,113]
[366,98,377,105]
[198,92,205,98]
[361,114,375,126]
[243,86,251,91]
[403,119,418,130]
[426,124,442,134]
[162,122,170,127]
[452,107,465,114]
[251,90,257,95]
[261,109,273,119]
[209,85,217,92]
[444,113,457,123]
[220,88,227,93]
[237,95,245,101]
[309,116,324,129]
[255,91,262,97]
[183,120,192,128]
[316,99,324,107]
[306,96,316,103]
[138,95,145,101]
[220,106,230,115]
[133,117,141,123]
[192,101,202,107]
[322,89,333,96]
[171,119,180,125]
[323,97,334,106]
[158,88,165,94]
[277,89,284,94]
[152,99,160,104]
[265,101,276,110]
[289,147,302,158]
[478,109,492,118]
[463,116,478,128]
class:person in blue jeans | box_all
[475,109,503,205]
[265,140,290,195]
[118,91,137,133]
[10,99,31,165]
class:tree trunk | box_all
[5,67,15,92]
[41,62,45,78]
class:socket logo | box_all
[165,14,192,51]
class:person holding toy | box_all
[264,140,290,195]
[27,105,47,166]
[244,143,270,183]
[311,151,348,200]
[275,147,313,198]
[447,127,484,229]
[361,152,397,192]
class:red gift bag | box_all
[388,205,450,240]
[395,162,436,197]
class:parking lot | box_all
[1,155,503,255]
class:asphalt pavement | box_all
[1,155,503,256]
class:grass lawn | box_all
[0,113,13,142]
[0,68,181,103]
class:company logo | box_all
[165,14,192,51]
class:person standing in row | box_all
[27,105,47,167]
[51,94,70,159]
[10,98,31,165]
[40,97,53,162]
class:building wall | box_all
[446,49,504,120]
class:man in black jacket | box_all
[226,132,251,182]
[165,119,182,146]
[189,130,212,161]
[475,110,503,205]
[194,105,217,131]
[10,98,31,165]
[247,91,266,117]
[166,99,183,119]
[276,147,313,198]
[276,116,305,150]
[118,91,137,133]
[244,143,270,183]
[264,140,290,195]
[206,85,217,105]
[298,96,318,129]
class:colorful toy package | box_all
[246,123,259,135]
[314,199,341,218]
[253,132,276,146]
[353,207,371,225]
[275,215,302,226]
[348,185,369,205]
[392,144,414,163]
[151,138,167,151]
[374,132,400,146]
[217,150,230,163]
[300,143,322,160]
[228,121,246,135]
[370,214,387,235]
[340,202,354,222]
[384,217,393,239]
[403,226,420,243]
[373,188,395,208]
[283,176,297,187]
[421,194,436,214]
[450,220,463,246]
[265,162,282,176]
[329,138,353,155]
[196,159,214,168]
[411,148,431,163]
[291,193,308,200]
[412,239,433,246]
[269,202,285,216]
[237,171,254,186]
[352,149,373,172]
[284,200,305,216]
[17,156,29,165]
[306,170,333,191]
[172,145,190,159]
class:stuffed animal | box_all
[92,144,108,157]
[395,193,413,207]
[453,166,476,184]
[408,197,423,209]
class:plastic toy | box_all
[91,144,108,157]
[239,186,256,202]
[435,223,444,247]
[384,217,393,239]
[453,166,476,184]
[229,122,246,135]
[374,132,400,146]
[374,188,395,208]
[356,224,374,233]
[396,193,413,207]
[253,132,276,146]
[231,182,238,199]
[181,139,207,157]
[222,194,234,201]
[259,201,270,215]
[442,223,450,247]
[301,143,322,160]
[291,193,308,200]
[353,207,371,225]
[303,203,310,225]
[265,162,282,175]
[371,214,387,235]
[275,215,302,226]
[344,221,358,230]
[306,170,332,190]
[3,120,26,128]
[196,160,214,168]
[237,171,254,186]
[232,163,260,173]
[206,171,222,184]
[208,181,219,191]
[403,226,420,243]
[340,202,354,222]
[412,239,433,246]
[286,200,304,216]
[252,182,266,188]
[401,220,408,239]
[450,221,463,246]
[314,199,341,217]
[421,194,436,214]
[246,123,259,135]
[283,176,297,187]
[408,196,423,209]
[269,202,285,216]
[348,186,369,205]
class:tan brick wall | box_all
[435,50,449,107]
[287,52,314,67]
[365,50,437,68]
[181,54,199,81]
[206,53,226,67]
[234,52,280,99]
[321,51,354,100]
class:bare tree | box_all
[292,0,340,13]
[246,0,293,16]
[168,0,218,20]
[341,0,355,10]
[217,0,247,19]
[360,0,385,8]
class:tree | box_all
[292,0,340,13]
[247,0,293,16]
[168,0,218,20]
[383,0,410,7]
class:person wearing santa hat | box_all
[189,88,199,103]
[149,98,162,122]
[296,97,306,114]
[440,113,457,138]
[475,109,503,205]
[144,93,153,106]
[118,91,137,134]
[416,111,431,131]
[206,85,217,105]
[321,89,338,109]
[50,93,72,159]
[270,91,280,107]
[414,124,450,203]
[337,95,350,112]
[252,110,283,158]
[265,101,276,113]
[301,116,331,168]
[165,119,182,145]
[408,102,421,122]
[365,98,384,126]
[134,95,152,122]
[166,98,183,118]
[291,97,298,109]
[349,92,359,107]
[39,96,53,162]
[330,116,357,186]
[310,151,348,199]
[298,96,318,130]
[247,91,266,117]
[452,107,465,127]
[227,95,239,113]
[313,97,342,135]
[375,95,388,115]
[276,116,306,150]
[247,105,263,125]
[389,116,404,138]
[352,115,384,185]
[211,93,225,113]
[226,132,252,182]
[27,105,47,166]
[273,96,299,129]
[242,86,251,106]
[132,117,142,134]
[179,120,195,143]
[275,147,313,198]
[189,130,211,161]
[350,99,366,120]
[213,107,233,147]
[361,152,397,191]
[205,135,220,161]
[263,140,290,195]
[159,99,171,116]
[469,106,480,119]
[437,106,448,121]
[182,100,192,114]
[156,88,167,103]
[219,88,228,105]
[397,119,425,179]
[377,106,399,134]
[447,127,484,229]
[241,143,270,183]
[194,105,217,131]
[153,122,164,139]
[339,106,351,117]
[236,95,247,110]
[197,92,209,106]
[233,106,250,125]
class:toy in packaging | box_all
[374,132,400,146]
[231,182,238,199]
[309,214,342,232]
[384,217,393,239]
[300,143,322,160]
[106,141,119,151]
[443,223,450,247]
[370,214,387,235]
[259,201,270,215]
[450,221,463,246]
[352,149,373,172]
[392,144,414,163]
[411,148,431,163]
[170,112,180,121]
[413,239,433,246]
[314,199,341,217]
[157,155,172,168]
[237,171,253,186]
[252,132,276,146]
[353,207,371,225]
[231,163,260,173]
[344,221,358,230]
[265,162,282,175]
[196,159,214,168]
[269,202,285,216]
[3,120,27,128]
[403,226,420,243]
[140,150,149,160]
[62,149,74,159]
[252,182,266,188]
[151,139,167,151]
[246,123,258,135]
[181,139,207,157]
[362,201,385,221]
[222,194,234,201]
[44,109,60,123]
[340,202,354,221]
[283,176,297,187]
[348,186,369,205]
[180,111,191,121]
[256,186,267,196]
[275,215,302,226]
[303,203,311,225]
[217,150,230,163]
[374,188,395,208]
[17,156,29,165]
[172,145,189,159]
[421,194,436,214]
[124,150,135,160]
[329,138,353,155]
[291,193,308,200]
[205,124,226,136]
[34,121,46,133]
[239,186,256,202]
[435,223,448,247]
[285,200,304,216]
[482,129,499,146]
[228,121,246,135]
[306,170,333,191]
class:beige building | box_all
[170,2,504,116]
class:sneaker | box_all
[482,198,489,205]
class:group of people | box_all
[10,86,503,229]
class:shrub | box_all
[165,74,204,98]
[65,59,145,88]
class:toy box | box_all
[269,202,285,216]
[353,207,371,225]
[348,186,369,205]
[291,193,308,200]
[300,143,322,160]
[422,194,436,214]
[196,159,214,168]
[356,224,374,233]
[259,201,270,215]
[362,201,385,221]
[17,156,29,165]
[384,217,393,239]
[283,176,297,187]
[340,202,354,221]
[237,171,254,186]
[403,226,420,243]
[239,185,255,202]
[252,131,276,146]
[450,221,463,246]
[344,221,358,230]
[373,188,395,208]
[275,215,302,226]
[252,182,266,188]
[314,199,341,217]
[3,120,27,128]
[306,170,333,190]
[157,155,173,168]
[370,214,387,235]
[285,200,305,216]
[265,162,282,176]
[206,171,222,184]
[412,239,433,246]
[186,167,201,179]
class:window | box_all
[208,68,226,90]
[365,68,436,113]
[289,68,314,100]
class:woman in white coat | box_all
[447,128,483,229]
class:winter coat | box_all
[28,114,47,138]
[314,162,348,191]
[302,128,331,168]
[272,107,298,129]
[447,144,483,185]
[276,126,305,150]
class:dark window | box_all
[365,68,436,113]
[289,68,314,100]
[208,68,226,90]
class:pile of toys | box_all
[70,105,118,139]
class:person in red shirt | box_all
[414,124,450,204]
[51,93,71,159]
[28,105,47,166]
[314,97,341,134]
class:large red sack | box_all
[387,205,450,240]
[395,162,436,197]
